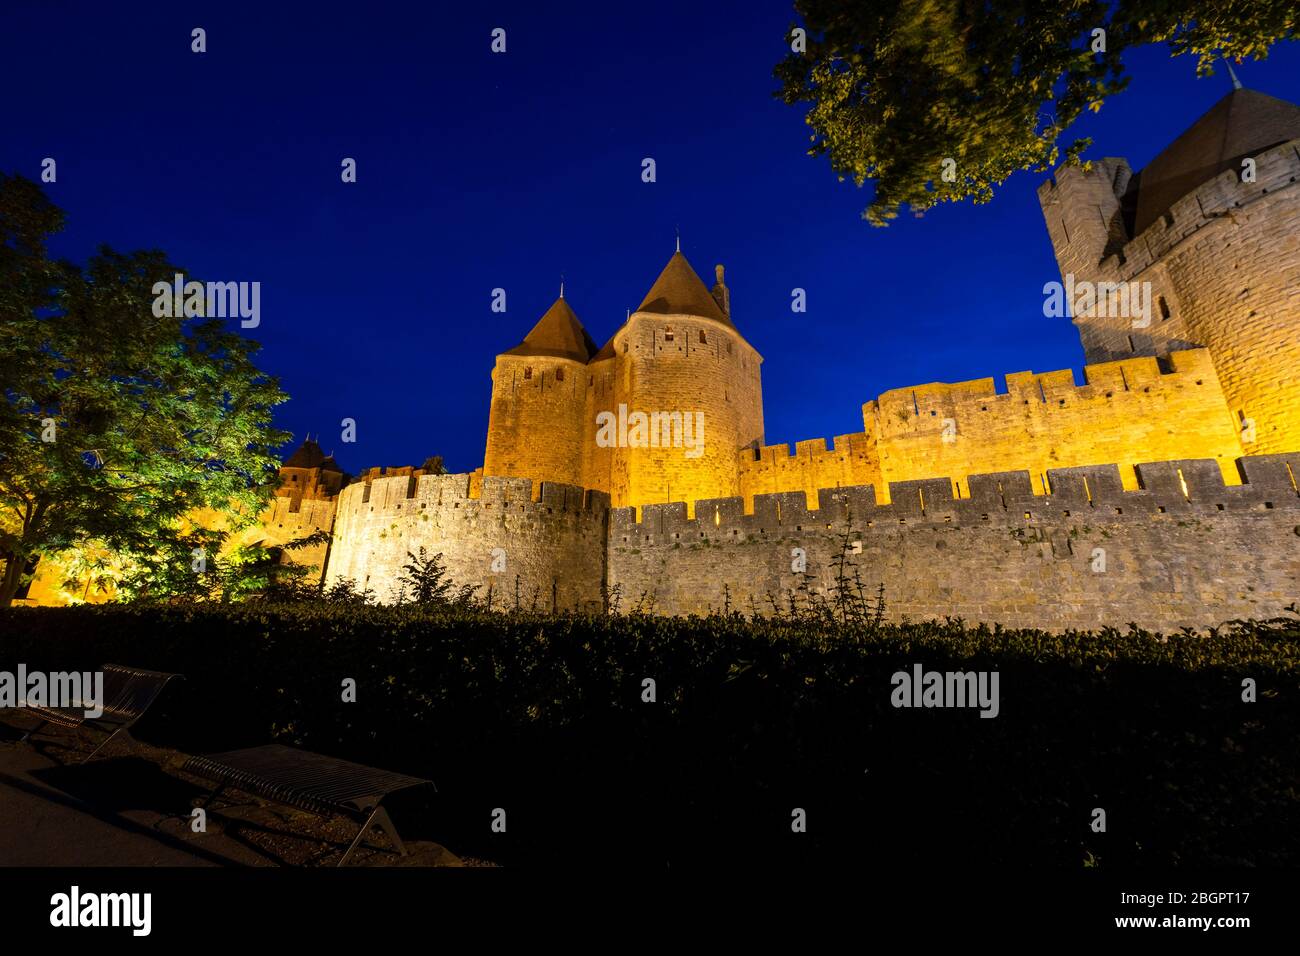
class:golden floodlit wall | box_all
[738,349,1243,508]
[1039,125,1300,457]
[600,313,763,515]
[483,355,589,490]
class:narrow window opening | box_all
[1158,296,1171,320]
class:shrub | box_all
[1,603,1296,867]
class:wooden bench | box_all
[182,744,436,866]
[18,663,183,761]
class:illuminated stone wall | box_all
[483,355,589,490]
[738,348,1243,507]
[597,313,764,515]
[1039,138,1300,456]
[610,453,1300,631]
[324,472,608,611]
[739,432,879,512]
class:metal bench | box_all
[182,744,436,866]
[18,663,183,761]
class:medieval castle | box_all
[25,88,1300,629]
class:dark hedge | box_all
[2,603,1298,867]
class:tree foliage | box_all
[0,172,290,604]
[774,0,1297,225]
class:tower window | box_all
[524,367,533,380]
[664,327,674,342]
[726,341,732,354]
[699,330,707,344]
[555,367,565,382]
[1158,296,1171,320]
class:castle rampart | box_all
[737,348,1244,508]
[609,453,1300,631]
[325,471,609,611]
[1040,125,1300,456]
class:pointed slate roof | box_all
[1131,88,1300,234]
[636,251,730,325]
[284,438,326,469]
[503,297,597,362]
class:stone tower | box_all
[279,436,346,502]
[588,250,764,512]
[483,294,598,488]
[1039,87,1300,455]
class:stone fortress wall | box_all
[610,452,1300,631]
[318,452,1300,632]
[323,470,609,612]
[740,348,1246,506]
[483,257,765,515]
[1039,128,1300,456]
[24,91,1298,629]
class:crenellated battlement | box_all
[1102,139,1300,281]
[872,348,1218,422]
[614,453,1299,538]
[335,470,611,519]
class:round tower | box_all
[483,295,596,489]
[1040,86,1300,455]
[594,250,764,512]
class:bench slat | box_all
[183,744,435,816]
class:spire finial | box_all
[675,225,680,253]
[1225,57,1243,90]
[560,273,564,299]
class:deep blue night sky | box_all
[5,2,1299,475]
